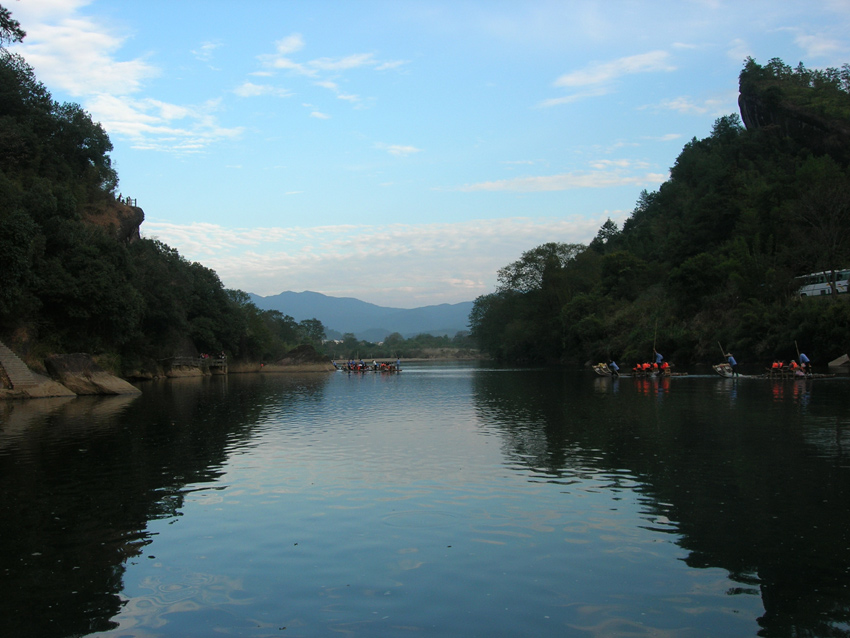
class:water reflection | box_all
[0,374,331,638]
[472,369,850,637]
[2,367,850,636]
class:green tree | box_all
[53,102,118,193]
[496,243,585,294]
[793,157,850,291]
[589,218,621,253]
[600,250,647,300]
[0,4,25,47]
[0,208,37,319]
[298,318,326,346]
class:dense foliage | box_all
[471,57,850,368]
[0,14,327,372]
[327,331,476,361]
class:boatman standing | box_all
[725,352,739,377]
[654,349,663,366]
[608,360,620,377]
[799,352,811,376]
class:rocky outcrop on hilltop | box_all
[738,91,850,150]
[82,198,145,244]
[738,59,850,162]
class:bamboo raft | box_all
[335,362,401,373]
[593,363,686,378]
[712,363,834,379]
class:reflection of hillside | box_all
[472,370,850,637]
[0,397,76,449]
[0,373,330,637]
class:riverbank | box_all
[0,351,140,400]
[0,339,490,401]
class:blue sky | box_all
[9,1,850,307]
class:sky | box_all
[8,1,850,308]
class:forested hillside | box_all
[0,8,325,374]
[471,57,850,367]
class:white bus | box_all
[797,269,850,296]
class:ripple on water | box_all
[381,510,458,528]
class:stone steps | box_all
[0,340,38,388]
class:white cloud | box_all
[538,87,610,107]
[275,34,306,55]
[256,32,404,113]
[309,53,376,71]
[258,35,383,77]
[726,38,752,63]
[86,94,243,152]
[456,168,665,193]
[659,96,709,114]
[234,82,292,98]
[14,20,158,97]
[375,60,408,71]
[655,93,734,117]
[10,2,242,153]
[648,133,683,142]
[6,0,90,30]
[192,41,221,63]
[542,50,675,106]
[553,50,675,88]
[795,33,845,58]
[375,143,422,157]
[310,111,331,119]
[588,159,649,170]
[142,216,626,307]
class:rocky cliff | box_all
[738,62,850,161]
[738,91,850,149]
[82,198,145,244]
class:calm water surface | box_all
[2,362,850,637]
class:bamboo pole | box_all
[653,318,658,358]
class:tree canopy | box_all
[0,5,24,46]
[471,57,850,367]
[0,5,327,374]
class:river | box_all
[1,362,849,637]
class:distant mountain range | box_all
[248,291,474,342]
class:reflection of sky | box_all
[98,367,767,635]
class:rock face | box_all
[737,77,850,162]
[0,372,76,400]
[0,340,76,399]
[82,200,145,244]
[44,354,141,395]
[738,92,850,142]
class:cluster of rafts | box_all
[592,362,686,378]
[334,360,402,374]
[593,346,844,380]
